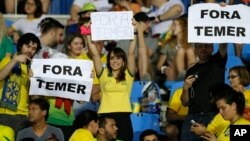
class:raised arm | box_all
[219,43,227,58]
[127,33,137,76]
[137,22,149,79]
[86,35,103,76]
[0,54,30,80]
[156,4,183,23]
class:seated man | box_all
[16,98,64,141]
[165,88,188,141]
[139,129,159,141]
[96,115,122,141]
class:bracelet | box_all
[161,66,168,74]
[157,15,162,22]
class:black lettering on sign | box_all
[42,65,82,76]
[36,79,86,95]
[194,26,246,37]
[201,9,241,19]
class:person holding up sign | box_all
[0,33,41,136]
[82,20,137,141]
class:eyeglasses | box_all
[227,75,239,80]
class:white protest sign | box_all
[188,3,250,43]
[29,59,93,101]
[91,11,134,41]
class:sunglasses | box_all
[227,75,239,80]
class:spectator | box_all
[180,43,227,141]
[133,12,154,80]
[33,17,75,141]
[0,33,41,136]
[201,83,250,141]
[148,0,185,36]
[191,66,250,137]
[34,17,64,59]
[8,0,45,43]
[157,16,196,83]
[165,88,188,141]
[16,98,64,141]
[61,33,102,115]
[112,0,141,14]
[96,115,121,141]
[70,0,113,22]
[4,0,51,14]
[0,13,15,61]
[69,110,99,141]
[0,124,14,141]
[139,129,159,141]
[83,19,138,140]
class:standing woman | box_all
[8,0,44,43]
[83,23,137,141]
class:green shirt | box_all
[0,36,14,61]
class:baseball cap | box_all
[134,12,155,22]
[78,2,97,15]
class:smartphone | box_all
[190,120,196,125]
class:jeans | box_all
[181,112,216,141]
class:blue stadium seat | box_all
[130,81,147,103]
[225,56,244,84]
[169,81,184,98]
[130,113,161,134]
[213,43,235,56]
[242,44,250,62]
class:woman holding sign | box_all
[82,20,137,141]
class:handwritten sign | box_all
[188,3,250,43]
[91,11,134,40]
[29,59,93,101]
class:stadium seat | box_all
[242,44,250,63]
[130,113,161,134]
[213,43,235,56]
[130,81,147,103]
[169,81,184,98]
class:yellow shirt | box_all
[243,89,250,120]
[98,68,134,113]
[69,128,95,141]
[0,56,29,115]
[168,88,188,116]
[207,114,230,137]
[217,117,250,141]
[77,53,107,84]
[207,89,250,136]
[0,125,14,141]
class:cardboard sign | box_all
[91,11,134,40]
[29,59,93,101]
[188,3,250,43]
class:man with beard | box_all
[96,115,121,141]
[34,17,64,59]
[16,98,64,141]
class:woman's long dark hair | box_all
[107,47,127,82]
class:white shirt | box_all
[12,15,45,37]
[148,0,185,35]
[73,0,113,12]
